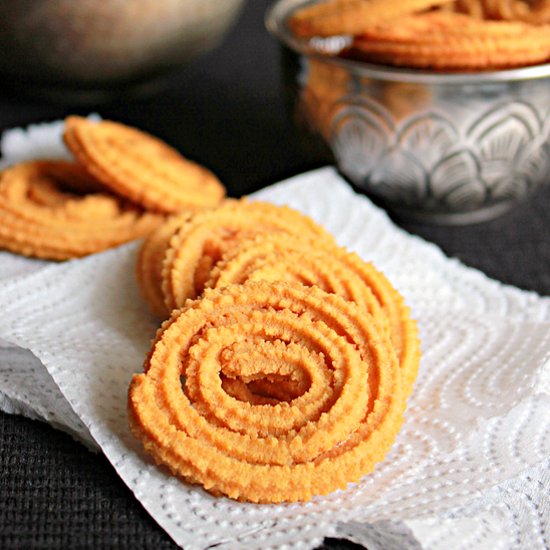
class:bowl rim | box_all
[265,0,550,84]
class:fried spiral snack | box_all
[480,0,550,24]
[0,160,163,260]
[208,233,420,394]
[348,12,550,70]
[161,199,336,313]
[64,116,226,214]
[136,213,194,318]
[289,0,550,70]
[444,0,487,18]
[128,281,407,503]
[288,0,453,37]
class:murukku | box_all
[128,281,407,503]
[289,0,550,70]
[0,160,163,260]
[482,0,550,24]
[161,199,336,312]
[438,0,486,17]
[63,116,226,214]
[135,214,193,318]
[346,12,550,69]
[288,0,453,38]
[208,233,420,396]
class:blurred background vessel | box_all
[267,0,550,225]
[0,0,245,102]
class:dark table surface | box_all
[1,1,549,548]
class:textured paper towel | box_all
[0,121,549,549]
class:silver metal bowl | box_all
[266,0,550,224]
[0,0,244,102]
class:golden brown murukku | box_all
[63,116,226,214]
[289,0,550,70]
[288,0,453,38]
[161,199,336,312]
[128,281,407,503]
[0,160,163,260]
[135,214,193,318]
[135,202,210,318]
[221,348,312,405]
[347,12,550,70]
[438,0,485,17]
[482,0,550,24]
[208,233,420,395]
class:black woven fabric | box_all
[0,0,548,548]
[0,413,176,549]
[400,187,550,297]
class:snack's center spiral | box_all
[180,308,369,446]
[219,339,313,404]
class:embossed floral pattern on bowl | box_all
[267,0,550,224]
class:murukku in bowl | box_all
[266,0,550,224]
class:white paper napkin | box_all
[0,121,549,550]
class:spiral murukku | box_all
[288,0,453,38]
[442,0,486,18]
[347,12,550,70]
[63,116,226,214]
[481,0,550,24]
[135,214,193,318]
[136,200,237,318]
[161,199,336,312]
[128,281,407,503]
[0,160,163,260]
[289,0,550,70]
[208,233,420,395]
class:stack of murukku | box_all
[129,198,421,503]
[288,0,550,70]
[0,117,226,260]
